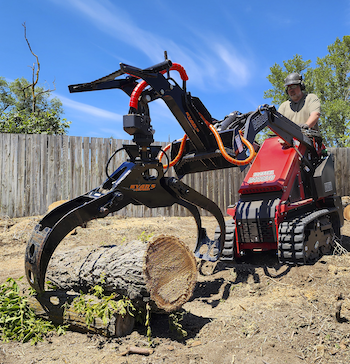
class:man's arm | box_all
[306,111,320,128]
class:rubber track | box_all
[214,219,235,261]
[278,208,333,265]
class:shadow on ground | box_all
[134,312,212,342]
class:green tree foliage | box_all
[0,278,66,344]
[313,36,350,147]
[0,77,70,135]
[0,23,70,135]
[264,36,350,147]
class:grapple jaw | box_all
[25,191,129,292]
[25,155,225,293]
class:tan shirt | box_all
[278,93,321,130]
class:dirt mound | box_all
[0,215,349,364]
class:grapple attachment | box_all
[25,145,225,292]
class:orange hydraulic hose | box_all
[158,134,188,168]
[129,62,255,168]
[198,113,255,166]
[159,115,255,169]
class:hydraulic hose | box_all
[158,134,188,169]
[199,113,255,166]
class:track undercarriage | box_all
[215,206,341,266]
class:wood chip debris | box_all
[119,346,153,356]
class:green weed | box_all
[169,311,187,338]
[138,231,154,242]
[0,278,66,344]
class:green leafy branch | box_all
[70,274,140,329]
[138,231,154,242]
[0,278,66,344]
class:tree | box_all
[0,23,70,135]
[0,78,70,134]
[312,36,350,147]
[264,36,350,147]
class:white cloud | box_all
[57,94,122,121]
[67,0,165,62]
[213,43,250,86]
[56,0,253,90]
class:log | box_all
[46,235,198,312]
[342,196,350,221]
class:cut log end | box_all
[144,235,198,312]
[344,204,350,221]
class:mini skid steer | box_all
[25,56,343,292]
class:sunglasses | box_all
[287,84,299,90]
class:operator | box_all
[278,73,320,130]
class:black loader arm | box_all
[243,105,314,151]
[169,104,318,177]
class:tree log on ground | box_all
[28,235,198,336]
[45,235,197,312]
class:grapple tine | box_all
[166,178,225,262]
[193,228,223,262]
[25,191,130,292]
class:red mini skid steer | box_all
[25,56,343,293]
[215,133,343,265]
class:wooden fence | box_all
[0,133,349,218]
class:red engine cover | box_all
[239,137,301,194]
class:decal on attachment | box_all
[251,112,268,131]
[324,181,333,193]
[129,184,156,191]
[186,112,200,132]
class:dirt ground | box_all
[0,213,350,364]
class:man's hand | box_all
[300,124,309,129]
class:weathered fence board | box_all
[0,134,348,218]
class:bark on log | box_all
[46,235,198,312]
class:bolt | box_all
[160,89,165,95]
[99,207,108,214]
[114,192,124,201]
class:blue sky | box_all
[1,0,349,142]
